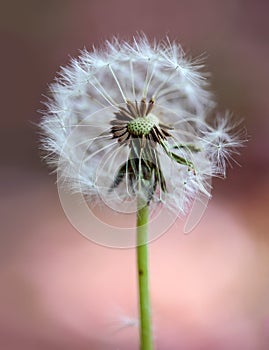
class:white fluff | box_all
[40,35,243,215]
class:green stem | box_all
[136,200,154,350]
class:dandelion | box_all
[40,34,243,350]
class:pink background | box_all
[1,0,269,349]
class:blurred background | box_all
[1,0,269,349]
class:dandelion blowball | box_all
[40,35,242,245]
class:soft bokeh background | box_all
[1,0,269,349]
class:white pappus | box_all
[40,34,243,216]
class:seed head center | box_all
[127,114,159,136]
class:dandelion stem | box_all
[136,199,154,350]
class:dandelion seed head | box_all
[40,34,243,216]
